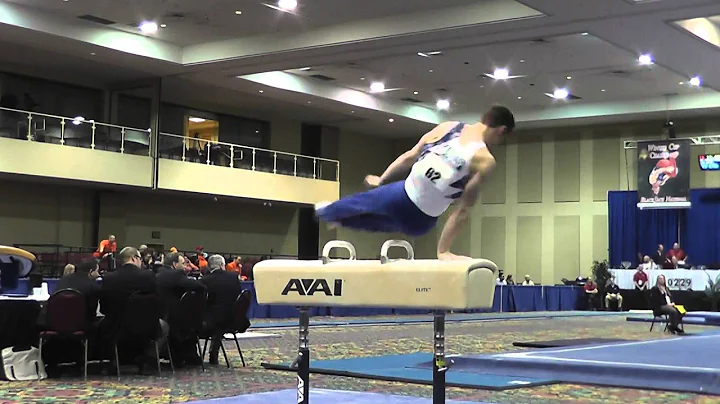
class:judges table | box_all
[612,268,720,291]
[2,279,585,320]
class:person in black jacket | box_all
[649,274,684,334]
[55,260,101,326]
[156,252,206,366]
[100,247,165,369]
[201,254,242,365]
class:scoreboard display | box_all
[699,154,720,171]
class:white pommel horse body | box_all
[253,240,498,404]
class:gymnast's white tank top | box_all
[404,123,486,217]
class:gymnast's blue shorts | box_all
[315,181,437,237]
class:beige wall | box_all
[0,179,300,256]
[469,117,720,285]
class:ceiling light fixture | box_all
[638,54,653,65]
[258,90,264,93]
[370,82,385,92]
[360,77,365,80]
[417,52,429,58]
[690,76,701,86]
[188,117,206,123]
[581,32,589,36]
[436,99,450,110]
[139,21,158,34]
[90,52,96,56]
[235,10,243,15]
[492,68,510,80]
[566,76,572,80]
[160,23,167,28]
[298,67,311,71]
[601,89,606,92]
[413,91,419,95]
[553,88,570,99]
[679,82,684,85]
[388,118,395,123]
[517,96,522,99]
[429,69,434,73]
[278,0,298,11]
[520,59,525,63]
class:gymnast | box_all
[315,105,515,261]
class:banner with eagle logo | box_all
[636,139,691,209]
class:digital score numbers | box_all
[699,154,720,171]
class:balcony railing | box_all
[0,106,340,182]
[0,106,151,156]
[158,132,339,181]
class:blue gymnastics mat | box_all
[262,352,557,391]
[189,389,488,404]
[627,311,720,326]
[410,335,720,394]
[251,311,625,329]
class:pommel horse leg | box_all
[433,311,447,404]
[293,307,310,404]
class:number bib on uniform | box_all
[414,152,456,190]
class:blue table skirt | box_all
[5,279,583,319]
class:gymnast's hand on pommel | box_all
[437,251,473,261]
[364,175,381,189]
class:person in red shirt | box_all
[584,279,599,310]
[633,267,649,290]
[666,243,687,264]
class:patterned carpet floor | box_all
[0,313,717,403]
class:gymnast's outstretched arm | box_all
[437,151,496,260]
[366,122,456,187]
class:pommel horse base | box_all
[254,240,498,404]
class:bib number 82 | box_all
[425,167,442,183]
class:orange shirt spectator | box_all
[227,257,247,280]
[94,235,117,258]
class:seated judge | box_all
[156,252,206,366]
[100,247,158,331]
[651,244,671,268]
[55,260,101,325]
[667,242,688,266]
[201,254,243,365]
[649,274,684,334]
[604,275,623,311]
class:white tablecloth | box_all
[611,269,720,291]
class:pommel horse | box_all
[254,240,498,404]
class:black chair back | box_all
[118,291,162,339]
[233,290,252,333]
[46,288,86,334]
[171,290,207,339]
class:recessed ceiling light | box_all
[436,99,450,110]
[553,88,569,99]
[429,69,434,73]
[298,67,311,71]
[90,52,96,56]
[278,0,298,11]
[601,89,606,92]
[370,82,385,92]
[388,118,395,123]
[351,110,355,113]
[492,68,510,80]
[235,10,243,15]
[189,117,206,123]
[417,52,429,58]
[517,96,522,99]
[160,23,167,28]
[679,82,684,85]
[520,59,525,63]
[428,51,442,55]
[259,90,264,93]
[413,91,419,95]
[690,76,701,86]
[360,77,365,80]
[139,21,158,34]
[307,101,312,104]
[638,54,653,65]
[566,76,572,80]
[581,32,589,36]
